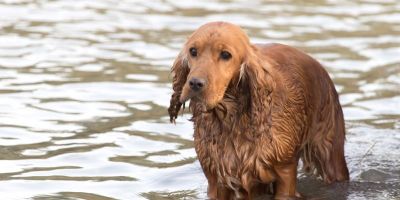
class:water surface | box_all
[0,0,399,199]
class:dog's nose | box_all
[189,77,205,92]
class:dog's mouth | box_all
[179,91,217,112]
[179,83,228,111]
[179,92,192,104]
[179,92,204,105]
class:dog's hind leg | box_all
[311,103,349,183]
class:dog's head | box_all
[177,22,251,107]
[168,21,273,122]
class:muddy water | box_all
[0,0,399,199]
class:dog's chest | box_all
[193,114,275,189]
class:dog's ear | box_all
[241,45,274,138]
[168,51,189,123]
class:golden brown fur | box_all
[168,22,349,200]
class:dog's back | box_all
[259,43,349,183]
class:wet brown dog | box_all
[168,22,349,200]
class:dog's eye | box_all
[220,51,232,60]
[189,47,197,57]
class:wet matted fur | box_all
[168,22,349,200]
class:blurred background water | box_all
[0,0,399,199]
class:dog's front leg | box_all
[206,179,234,200]
[206,175,218,199]
[273,162,302,200]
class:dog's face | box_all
[179,22,251,108]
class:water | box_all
[0,0,399,199]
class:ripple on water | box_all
[32,82,171,106]
[0,127,51,146]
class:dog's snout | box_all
[189,77,206,92]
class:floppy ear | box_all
[168,51,189,123]
[241,45,274,138]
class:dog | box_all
[168,21,349,200]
